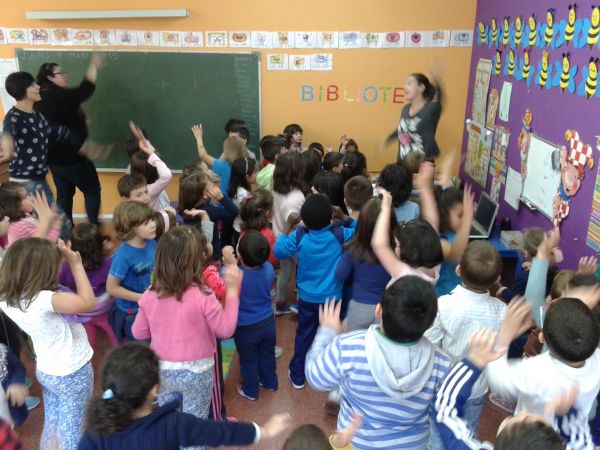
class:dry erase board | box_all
[521,134,561,220]
[16,49,261,170]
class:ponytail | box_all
[85,344,160,436]
[240,188,273,231]
[411,73,443,109]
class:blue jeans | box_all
[49,159,101,225]
[18,178,72,239]
[289,300,323,386]
[159,367,213,450]
[428,394,485,450]
[234,315,278,398]
[108,305,137,342]
[36,362,93,450]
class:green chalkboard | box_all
[16,49,261,170]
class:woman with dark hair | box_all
[383,73,443,162]
[35,54,103,225]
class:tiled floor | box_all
[18,314,508,449]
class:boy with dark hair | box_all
[435,326,592,450]
[2,71,82,238]
[487,295,600,445]
[378,163,420,222]
[343,175,373,221]
[117,174,149,203]
[306,277,451,449]
[274,193,355,389]
[256,135,285,191]
[425,240,506,439]
[234,230,278,400]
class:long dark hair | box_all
[86,344,160,436]
[35,62,59,90]
[69,223,107,271]
[435,186,464,233]
[228,157,256,199]
[273,152,305,195]
[312,171,347,215]
[177,171,209,213]
[345,198,395,263]
[130,151,159,185]
[342,152,367,183]
[411,72,443,107]
[301,149,322,190]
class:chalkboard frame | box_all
[15,48,262,171]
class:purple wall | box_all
[462,0,600,268]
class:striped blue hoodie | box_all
[306,325,451,449]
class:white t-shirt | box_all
[0,290,93,376]
[272,189,305,237]
[233,186,249,233]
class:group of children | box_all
[1,68,600,450]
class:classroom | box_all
[0,0,599,449]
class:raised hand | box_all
[537,227,561,261]
[468,329,506,368]
[129,121,154,155]
[578,256,598,275]
[319,299,342,333]
[414,161,435,190]
[191,124,203,141]
[58,239,83,266]
[378,187,393,207]
[462,184,475,222]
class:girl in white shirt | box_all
[228,157,257,237]
[272,152,306,314]
[0,238,96,450]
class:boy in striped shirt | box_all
[306,276,451,450]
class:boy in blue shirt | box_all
[107,201,157,342]
[234,230,277,401]
[274,193,355,389]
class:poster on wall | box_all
[465,122,492,189]
[499,82,512,122]
[486,88,499,128]
[505,167,522,211]
[0,58,18,114]
[471,59,492,125]
[490,126,509,184]
[587,163,600,252]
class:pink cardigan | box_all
[7,216,60,247]
[147,153,173,211]
[131,284,239,362]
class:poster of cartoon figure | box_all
[553,130,594,226]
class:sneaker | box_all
[289,304,299,314]
[288,370,305,389]
[275,305,294,316]
[259,382,277,392]
[236,385,257,401]
[275,346,284,359]
[488,392,516,414]
[25,396,40,411]
[24,377,33,388]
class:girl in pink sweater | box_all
[0,182,60,247]
[132,226,241,436]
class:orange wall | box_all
[1,0,476,217]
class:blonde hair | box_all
[223,136,247,163]
[523,227,545,258]
[550,270,576,300]
[0,238,60,308]
[113,201,155,241]
[150,227,206,300]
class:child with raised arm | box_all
[371,188,443,286]
[192,124,246,195]
[435,327,592,450]
[132,227,241,436]
[0,183,61,246]
[128,121,173,211]
[414,162,475,296]
[79,344,290,449]
[487,295,600,440]
[106,201,156,342]
[306,277,451,449]
[0,238,96,449]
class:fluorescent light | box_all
[26,9,189,20]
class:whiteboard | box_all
[522,134,561,220]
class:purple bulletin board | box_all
[461,0,600,268]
